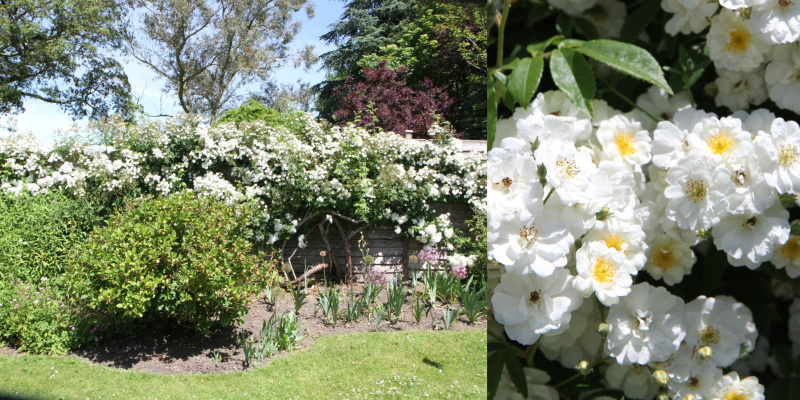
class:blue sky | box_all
[2,0,344,145]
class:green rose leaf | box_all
[574,18,599,40]
[527,34,563,57]
[503,348,528,399]
[550,48,595,118]
[620,1,661,43]
[507,57,544,109]
[575,39,673,94]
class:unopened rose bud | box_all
[704,82,718,98]
[597,322,610,337]
[652,369,669,387]
[595,207,614,222]
[683,394,697,400]
[577,360,591,375]
[530,137,540,153]
[790,221,800,237]
[409,255,419,263]
[657,392,671,400]
[742,8,752,18]
[697,229,712,239]
[537,164,547,186]
[781,193,797,209]
[698,345,713,361]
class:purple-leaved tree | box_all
[333,62,459,139]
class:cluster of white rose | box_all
[662,0,800,114]
[537,0,800,115]
[409,213,456,247]
[484,89,800,399]
[0,114,485,250]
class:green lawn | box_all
[0,329,486,399]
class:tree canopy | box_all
[316,0,486,139]
[0,0,136,120]
[126,0,314,122]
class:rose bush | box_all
[489,0,800,398]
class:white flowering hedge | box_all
[488,0,800,398]
[0,114,486,273]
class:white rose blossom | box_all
[491,268,583,345]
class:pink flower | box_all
[417,247,440,264]
[452,265,468,280]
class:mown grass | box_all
[0,329,486,399]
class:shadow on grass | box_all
[0,393,43,400]
[71,325,241,370]
[422,357,442,369]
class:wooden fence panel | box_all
[281,202,476,279]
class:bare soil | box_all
[1,280,486,375]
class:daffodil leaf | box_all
[507,57,544,109]
[575,39,672,94]
[549,48,595,118]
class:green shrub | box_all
[215,99,306,132]
[0,278,104,354]
[71,191,271,333]
[0,190,101,283]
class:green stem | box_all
[593,298,608,363]
[496,0,511,70]
[526,336,541,367]
[494,0,512,106]
[543,188,555,205]
[598,75,659,123]
[595,296,606,322]
[593,331,606,364]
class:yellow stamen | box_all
[683,179,707,203]
[555,157,580,179]
[725,390,748,400]
[700,326,721,345]
[780,145,799,167]
[653,246,676,271]
[726,27,751,53]
[520,225,538,247]
[592,258,616,284]
[708,131,734,155]
[615,131,635,157]
[781,236,800,260]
